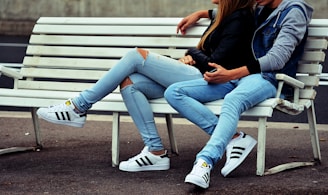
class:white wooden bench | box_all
[0,17,327,176]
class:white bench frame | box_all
[1,17,327,176]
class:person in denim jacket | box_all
[165,0,313,189]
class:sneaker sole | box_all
[221,139,257,177]
[37,112,84,128]
[185,175,209,189]
[119,164,170,172]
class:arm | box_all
[177,10,209,35]
[259,9,308,72]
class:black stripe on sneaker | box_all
[145,156,153,165]
[54,111,71,121]
[202,172,210,183]
[65,112,71,121]
[233,146,245,151]
[135,156,153,167]
[55,112,60,120]
[230,146,245,159]
[60,112,66,120]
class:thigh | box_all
[140,51,203,87]
[169,78,235,103]
[129,73,165,99]
[226,74,277,107]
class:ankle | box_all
[232,132,240,139]
[71,101,84,114]
[150,149,166,156]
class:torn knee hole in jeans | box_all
[120,77,133,90]
[137,48,149,59]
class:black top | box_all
[186,8,256,74]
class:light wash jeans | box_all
[72,48,203,151]
[164,73,276,167]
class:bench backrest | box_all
[19,17,328,103]
[19,17,208,93]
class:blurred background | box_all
[0,0,327,124]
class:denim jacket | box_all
[253,0,313,91]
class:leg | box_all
[120,73,166,153]
[165,78,234,135]
[74,48,203,112]
[197,74,276,166]
[119,74,170,172]
[37,48,202,127]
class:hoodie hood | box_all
[257,0,313,24]
[278,0,313,24]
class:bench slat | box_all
[308,27,328,37]
[33,24,207,36]
[26,45,186,59]
[23,56,117,69]
[29,35,200,48]
[17,80,121,92]
[300,89,317,99]
[29,35,326,50]
[297,76,319,86]
[20,68,106,80]
[300,51,326,62]
[297,64,322,74]
[36,17,210,26]
[305,39,328,49]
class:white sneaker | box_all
[37,99,86,128]
[185,159,211,189]
[221,132,257,177]
[119,146,170,172]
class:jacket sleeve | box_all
[209,9,217,20]
[258,9,308,72]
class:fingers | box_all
[177,20,188,35]
[177,14,198,35]
[208,62,219,69]
[179,55,196,65]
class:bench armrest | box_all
[275,73,305,103]
[0,65,23,79]
[276,73,304,88]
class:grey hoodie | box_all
[255,0,314,72]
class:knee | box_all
[164,84,180,102]
[136,48,148,59]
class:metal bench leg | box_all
[307,100,321,162]
[31,107,42,149]
[260,103,319,175]
[112,112,120,167]
[256,117,267,176]
[165,114,179,155]
[1,108,42,155]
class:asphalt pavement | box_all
[1,112,328,195]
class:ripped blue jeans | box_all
[72,48,203,151]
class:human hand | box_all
[203,63,233,83]
[177,10,208,35]
[179,55,196,65]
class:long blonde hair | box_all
[197,0,255,50]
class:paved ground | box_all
[1,112,328,195]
